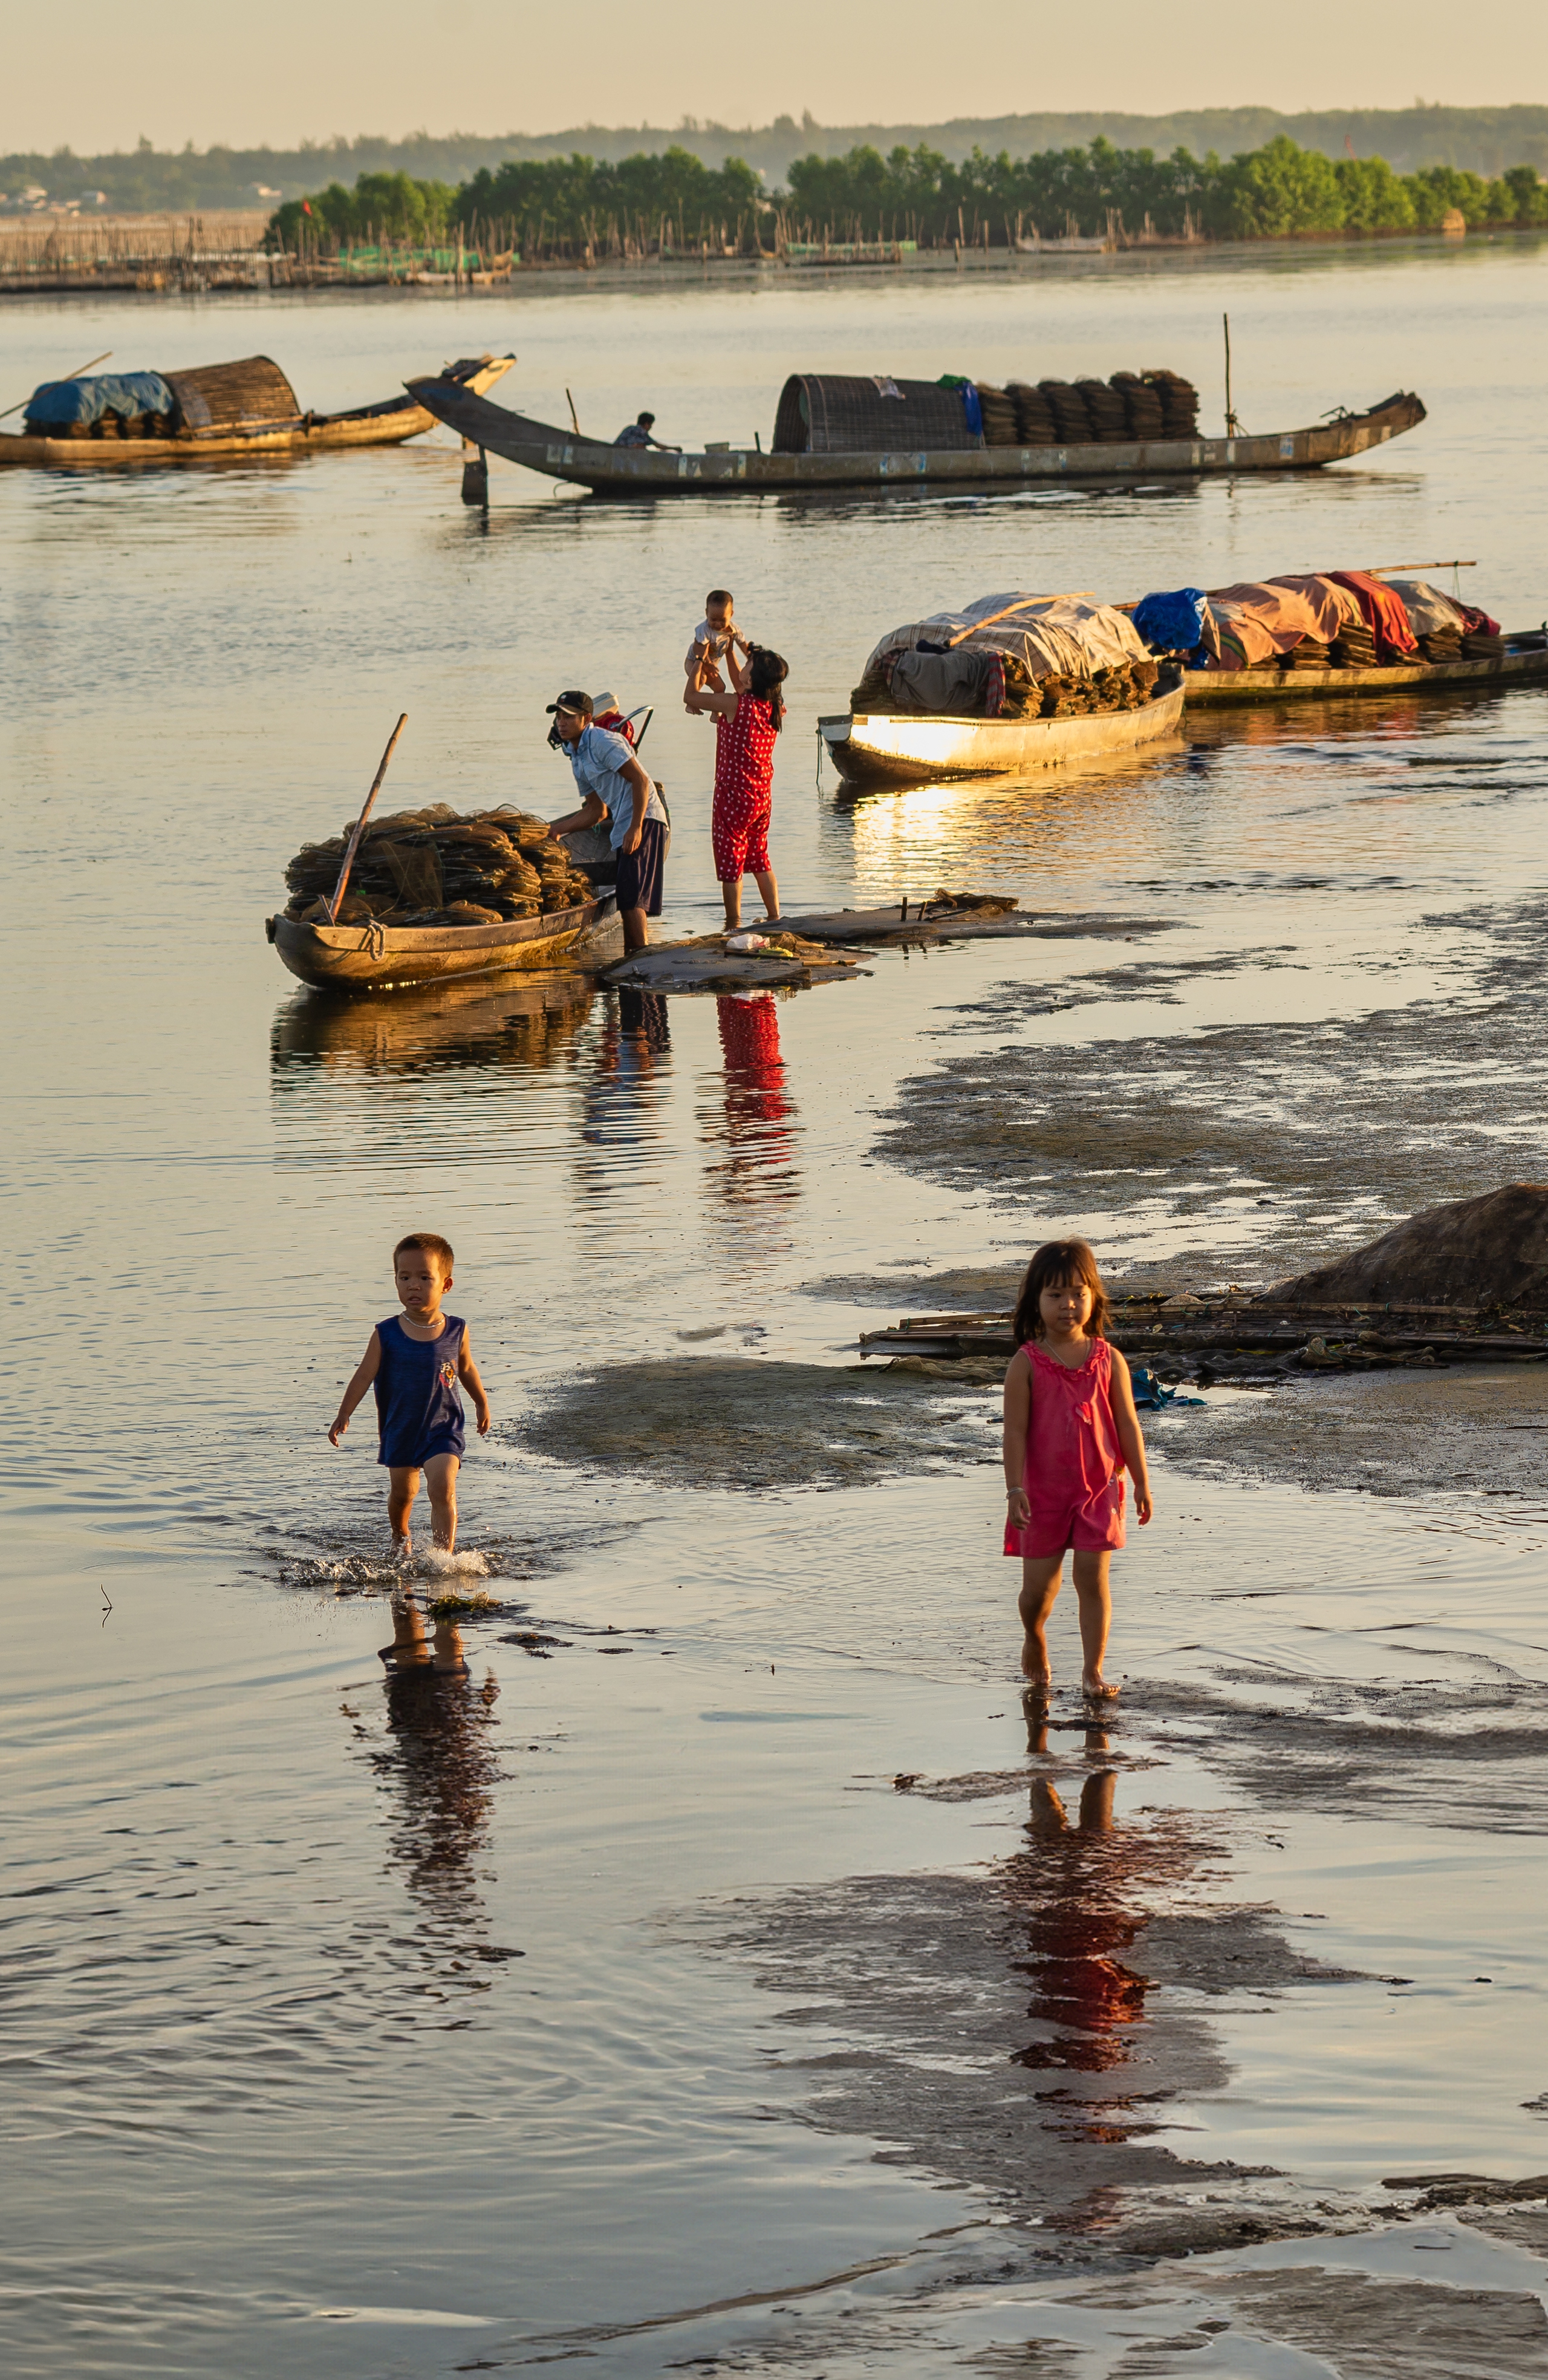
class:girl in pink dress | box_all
[686,645,789,930]
[1002,1239,1153,1699]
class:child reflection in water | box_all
[707,993,798,1207]
[1002,1238,1152,1700]
[1012,1708,1150,2081]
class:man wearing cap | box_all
[545,691,669,953]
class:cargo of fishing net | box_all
[282,804,596,928]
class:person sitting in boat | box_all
[613,410,680,453]
[544,690,669,954]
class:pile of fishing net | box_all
[973,370,1198,448]
[283,804,594,928]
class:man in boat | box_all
[545,691,669,953]
[613,409,681,453]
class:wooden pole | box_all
[1223,311,1238,436]
[326,715,408,922]
[566,387,581,436]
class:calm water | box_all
[4,242,1548,2375]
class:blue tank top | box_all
[373,1314,466,1468]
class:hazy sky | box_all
[4,0,1546,154]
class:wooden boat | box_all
[819,676,1185,788]
[266,893,622,993]
[0,353,513,468]
[406,374,1425,496]
[1184,629,1548,704]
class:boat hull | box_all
[819,684,1186,787]
[1185,637,1548,703]
[0,395,436,468]
[267,897,623,992]
[406,380,1425,495]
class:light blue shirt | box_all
[567,725,667,851]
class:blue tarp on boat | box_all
[1134,587,1208,654]
[25,371,175,427]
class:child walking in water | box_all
[1002,1238,1152,1700]
[329,1233,490,1557]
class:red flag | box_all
[1344,135,1356,159]
[302,199,313,215]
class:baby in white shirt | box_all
[685,587,750,696]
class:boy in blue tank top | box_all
[329,1233,491,1559]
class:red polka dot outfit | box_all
[712,694,777,881]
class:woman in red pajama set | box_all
[1002,1238,1153,1701]
[686,645,789,930]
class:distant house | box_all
[251,183,281,200]
[77,190,108,207]
[21,183,49,209]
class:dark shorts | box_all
[615,817,666,917]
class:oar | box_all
[1364,560,1477,576]
[326,714,408,923]
[0,349,112,425]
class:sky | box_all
[3,0,1546,155]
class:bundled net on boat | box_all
[772,368,1198,452]
[282,804,595,928]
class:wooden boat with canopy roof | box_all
[0,353,514,466]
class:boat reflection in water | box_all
[700,993,801,1219]
[272,968,600,1078]
[827,735,1186,904]
[269,970,603,1170]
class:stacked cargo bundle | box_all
[1036,659,1160,717]
[282,804,593,928]
[1108,371,1166,439]
[1462,626,1506,660]
[1038,380,1093,442]
[1006,382,1058,443]
[1418,626,1463,662]
[1142,370,1200,437]
[1328,616,1377,667]
[1277,641,1333,671]
[974,384,1022,448]
[1076,377,1130,443]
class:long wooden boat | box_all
[1184,630,1548,704]
[266,894,622,993]
[406,377,1425,495]
[0,353,513,468]
[819,677,1185,787]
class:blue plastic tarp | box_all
[25,371,175,427]
[1134,587,1208,654]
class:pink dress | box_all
[1004,1338,1127,1559]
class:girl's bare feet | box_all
[1082,1674,1120,1702]
[1021,1637,1052,1687]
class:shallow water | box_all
[5,244,1548,2374]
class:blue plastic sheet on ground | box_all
[1133,587,1208,654]
[25,371,175,427]
[1130,1366,1206,1409]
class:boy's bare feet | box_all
[1082,1674,1120,1702]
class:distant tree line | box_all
[259,132,1548,261]
[8,109,1548,215]
[781,134,1548,244]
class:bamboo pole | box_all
[327,716,408,923]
